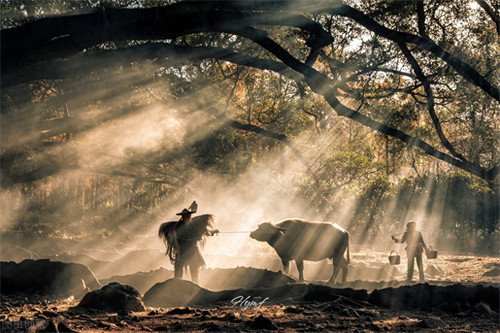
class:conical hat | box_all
[176,201,197,215]
[176,208,193,216]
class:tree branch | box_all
[416,0,430,39]
[475,0,500,35]
[1,1,497,182]
[226,24,498,181]
[398,42,467,162]
[1,43,304,88]
[325,3,500,102]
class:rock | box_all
[221,312,241,322]
[201,310,212,316]
[417,317,446,329]
[472,302,496,316]
[100,268,174,294]
[48,253,108,278]
[42,310,59,318]
[97,321,117,329]
[148,309,160,315]
[167,307,196,315]
[201,266,295,290]
[52,320,77,333]
[247,314,278,330]
[31,315,78,333]
[356,307,380,317]
[143,278,215,307]
[101,266,295,295]
[366,322,386,332]
[302,285,368,303]
[284,306,303,314]
[117,309,133,316]
[78,282,146,312]
[1,259,101,297]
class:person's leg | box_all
[174,258,183,279]
[406,253,415,281]
[416,254,425,282]
[190,265,199,284]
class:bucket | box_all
[388,250,400,265]
[426,246,438,259]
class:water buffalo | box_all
[250,219,350,284]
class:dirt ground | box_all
[1,252,499,332]
[0,291,498,332]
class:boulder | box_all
[201,266,295,290]
[472,302,497,316]
[143,279,216,307]
[1,259,101,297]
[48,253,109,278]
[247,314,278,330]
[78,282,145,313]
[100,268,174,294]
[101,266,294,295]
[143,278,369,308]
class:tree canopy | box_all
[1,0,498,252]
[2,0,498,183]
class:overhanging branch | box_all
[398,42,467,162]
[224,24,498,182]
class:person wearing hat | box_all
[391,221,430,282]
[171,201,205,283]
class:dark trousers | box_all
[174,243,203,284]
[407,251,425,282]
[174,259,199,283]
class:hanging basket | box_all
[426,246,438,259]
[388,250,401,265]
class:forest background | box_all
[1,0,498,258]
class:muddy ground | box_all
[0,282,498,332]
[1,249,499,332]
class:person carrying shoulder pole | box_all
[391,221,430,283]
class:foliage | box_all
[0,0,498,254]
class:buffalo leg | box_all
[329,256,344,284]
[296,259,304,282]
[281,258,290,274]
[339,257,348,282]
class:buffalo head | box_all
[250,222,286,242]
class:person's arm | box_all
[392,232,406,243]
[419,232,429,252]
[208,229,219,236]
